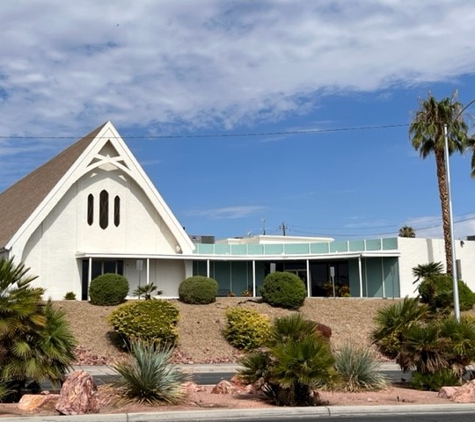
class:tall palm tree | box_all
[399,225,416,238]
[409,91,469,275]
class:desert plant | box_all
[223,307,271,351]
[178,276,218,304]
[108,300,180,347]
[89,273,129,306]
[113,340,187,404]
[239,313,335,406]
[0,258,77,401]
[133,283,162,300]
[242,289,253,297]
[334,343,389,392]
[64,291,76,300]
[260,272,306,310]
[410,369,460,391]
[418,274,475,312]
[371,297,429,359]
[412,261,444,284]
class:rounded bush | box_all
[223,307,271,351]
[178,276,218,304]
[108,300,180,346]
[260,271,307,310]
[89,273,129,306]
[419,274,475,311]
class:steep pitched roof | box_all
[0,123,107,249]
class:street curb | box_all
[2,403,475,422]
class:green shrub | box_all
[64,291,76,300]
[113,341,187,404]
[239,313,335,406]
[89,273,129,306]
[0,259,77,402]
[260,271,307,310]
[410,369,460,391]
[419,274,475,312]
[223,307,271,351]
[334,343,389,392]
[178,276,218,304]
[108,300,179,346]
[371,297,429,360]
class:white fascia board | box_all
[8,122,194,254]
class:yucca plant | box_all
[133,284,162,300]
[113,341,188,404]
[334,343,389,392]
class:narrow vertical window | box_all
[99,190,109,229]
[87,194,94,226]
[114,195,120,227]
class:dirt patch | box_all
[54,297,398,365]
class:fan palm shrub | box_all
[133,283,162,300]
[113,341,188,404]
[0,258,77,401]
[334,343,389,392]
[371,297,429,359]
[239,313,335,406]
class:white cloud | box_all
[185,205,266,219]
[0,0,475,138]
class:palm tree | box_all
[409,91,469,275]
[399,225,416,238]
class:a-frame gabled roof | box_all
[0,122,195,254]
[0,123,106,249]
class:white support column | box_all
[146,258,150,285]
[381,258,386,298]
[207,260,210,278]
[358,255,363,297]
[252,260,256,297]
[88,257,92,284]
[306,259,311,297]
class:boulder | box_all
[55,370,99,415]
[451,380,475,403]
[438,386,458,399]
[18,394,59,413]
[211,380,239,394]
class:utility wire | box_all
[0,123,409,140]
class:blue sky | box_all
[1,1,475,241]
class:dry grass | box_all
[53,297,399,365]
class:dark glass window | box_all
[87,194,94,226]
[114,196,120,227]
[99,190,109,229]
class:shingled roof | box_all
[0,123,107,250]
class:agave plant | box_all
[334,343,389,392]
[113,341,188,404]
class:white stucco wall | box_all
[18,168,189,299]
[397,237,475,297]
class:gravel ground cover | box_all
[53,297,399,365]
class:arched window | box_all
[87,194,94,226]
[99,190,109,229]
[114,195,120,227]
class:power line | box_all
[0,123,409,140]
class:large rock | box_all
[18,394,59,413]
[438,386,458,399]
[55,370,99,415]
[451,380,475,403]
[211,380,239,394]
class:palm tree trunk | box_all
[435,149,453,275]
